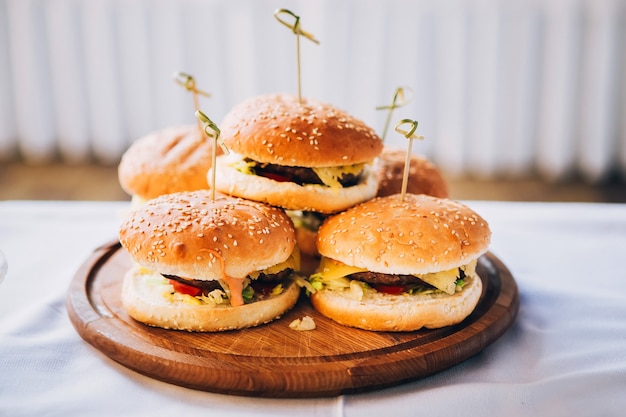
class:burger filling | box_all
[286,210,328,232]
[163,268,293,298]
[308,257,477,300]
[234,157,365,188]
[158,247,300,306]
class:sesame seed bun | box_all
[219,93,383,167]
[119,190,297,280]
[118,125,222,202]
[121,266,301,332]
[376,147,449,198]
[310,194,491,331]
[117,190,301,331]
[211,93,383,213]
[317,194,490,275]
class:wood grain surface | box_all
[66,240,519,398]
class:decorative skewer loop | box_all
[195,110,225,201]
[274,9,320,44]
[174,71,211,135]
[376,86,413,141]
[173,72,211,97]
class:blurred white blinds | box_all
[0,0,624,182]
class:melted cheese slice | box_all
[314,256,475,295]
[419,268,460,295]
[316,256,367,280]
[230,157,256,174]
[248,247,301,279]
[312,163,365,188]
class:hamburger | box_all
[118,125,223,206]
[376,147,449,198]
[118,190,302,332]
[308,193,490,332]
[210,93,384,257]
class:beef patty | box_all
[348,268,465,287]
[163,268,294,293]
[249,159,361,187]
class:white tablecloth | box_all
[1,200,625,416]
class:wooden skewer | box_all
[274,9,319,104]
[394,119,425,201]
[195,110,223,201]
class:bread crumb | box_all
[289,316,316,331]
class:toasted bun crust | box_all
[299,251,321,277]
[210,154,380,213]
[376,147,449,198]
[219,93,383,167]
[310,270,483,331]
[118,190,296,280]
[121,266,301,331]
[118,125,222,200]
[317,194,491,275]
[295,226,319,257]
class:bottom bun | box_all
[121,266,301,332]
[310,271,483,332]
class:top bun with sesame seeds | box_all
[209,93,383,214]
[308,194,491,332]
[376,147,450,199]
[117,190,302,332]
[118,125,223,206]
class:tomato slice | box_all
[169,279,203,297]
[259,172,291,183]
[372,284,409,295]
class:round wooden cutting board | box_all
[67,240,519,398]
